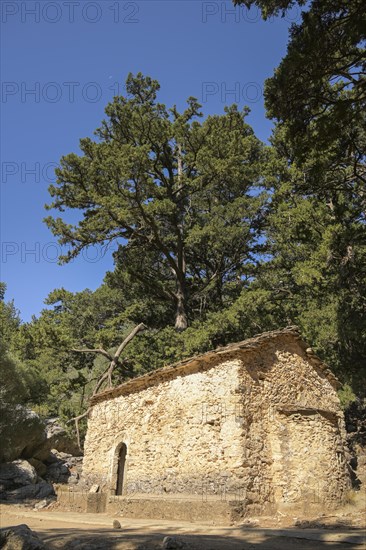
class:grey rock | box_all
[54,451,72,461]
[67,473,79,485]
[0,460,37,490]
[7,481,54,501]
[27,458,47,477]
[43,451,59,464]
[33,499,50,510]
[42,449,83,484]
[0,407,46,463]
[32,418,82,461]
[0,523,48,549]
[49,449,82,466]
[162,536,191,549]
[45,462,70,484]
[112,519,121,529]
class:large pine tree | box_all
[45,73,266,331]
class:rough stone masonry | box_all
[82,327,351,514]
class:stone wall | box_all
[234,337,351,511]
[83,358,244,497]
[82,332,351,514]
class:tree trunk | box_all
[175,281,188,331]
[174,141,188,331]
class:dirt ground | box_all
[1,501,365,550]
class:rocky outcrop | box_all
[31,418,82,461]
[27,458,47,478]
[0,460,38,489]
[0,407,46,463]
[6,481,54,501]
[0,523,48,549]
[0,411,81,464]
[0,460,54,501]
[0,417,83,503]
[44,450,82,484]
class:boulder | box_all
[6,480,55,501]
[112,519,121,529]
[45,460,70,484]
[44,451,58,465]
[0,523,48,549]
[31,418,82,461]
[27,458,47,477]
[0,460,37,490]
[162,537,192,549]
[0,407,46,463]
[33,499,50,510]
[43,450,83,485]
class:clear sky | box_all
[1,0,299,321]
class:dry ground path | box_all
[1,504,365,549]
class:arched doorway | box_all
[116,443,127,495]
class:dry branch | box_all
[68,322,147,448]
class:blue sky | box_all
[1,0,299,321]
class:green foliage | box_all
[0,287,27,413]
[0,342,28,409]
[45,73,266,330]
[2,43,365,427]
[0,279,144,422]
[0,286,47,431]
[0,284,20,350]
[233,0,307,18]
[257,131,366,391]
[233,0,366,218]
[338,383,357,410]
[233,1,366,393]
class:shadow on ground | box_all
[33,523,366,550]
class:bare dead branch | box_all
[67,323,148,448]
[113,322,147,362]
[67,410,90,449]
